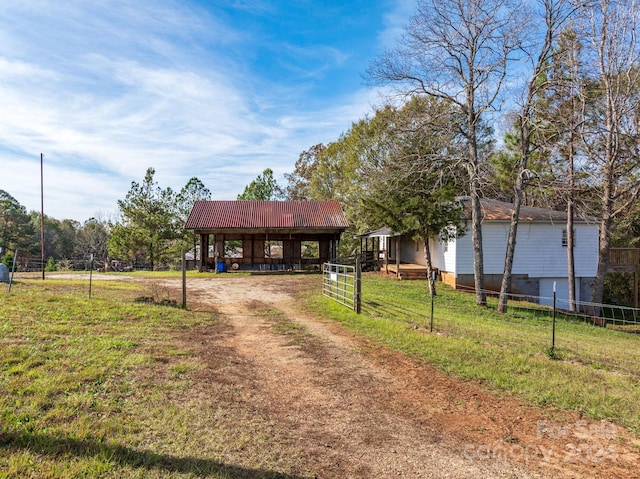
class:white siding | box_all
[399,237,424,264]
[431,236,456,272]
[573,224,600,276]
[453,230,474,275]
[454,222,598,277]
[397,236,457,271]
[539,278,580,309]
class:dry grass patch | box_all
[0,279,312,478]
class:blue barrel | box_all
[217,261,225,273]
[0,264,8,283]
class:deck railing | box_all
[609,248,640,272]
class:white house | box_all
[363,198,599,308]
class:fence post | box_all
[356,257,362,314]
[430,296,435,333]
[88,253,94,298]
[8,249,18,293]
[430,270,435,332]
[551,281,557,356]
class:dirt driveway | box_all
[155,274,639,479]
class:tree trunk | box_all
[497,1,562,313]
[497,178,523,313]
[591,168,613,319]
[470,188,486,306]
[423,232,436,297]
[567,86,578,312]
[567,198,576,312]
[584,0,640,323]
[590,52,617,318]
[468,104,486,306]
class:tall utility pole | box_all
[40,153,45,280]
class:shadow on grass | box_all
[361,300,425,323]
[0,430,306,479]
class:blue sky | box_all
[0,0,413,221]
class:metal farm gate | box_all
[322,261,361,313]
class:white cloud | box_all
[0,0,391,220]
[377,0,415,48]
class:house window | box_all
[562,229,575,247]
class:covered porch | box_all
[196,231,341,272]
[357,227,430,280]
[383,262,430,280]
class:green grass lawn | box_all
[306,273,640,436]
[0,278,309,479]
[2,272,640,477]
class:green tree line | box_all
[0,169,211,272]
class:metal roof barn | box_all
[185,200,349,231]
[185,200,348,272]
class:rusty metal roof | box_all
[481,198,568,222]
[185,200,349,231]
[458,198,596,223]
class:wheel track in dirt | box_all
[165,275,640,479]
[211,296,532,477]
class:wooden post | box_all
[8,249,18,294]
[89,254,94,298]
[214,234,219,273]
[635,268,639,310]
[384,237,389,274]
[198,234,206,272]
[40,153,45,280]
[395,237,400,279]
[182,249,187,309]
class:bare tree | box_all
[368,0,526,306]
[578,0,640,311]
[547,26,587,312]
[497,0,573,313]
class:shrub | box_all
[45,257,58,272]
[2,252,14,269]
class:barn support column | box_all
[331,235,340,263]
[329,236,334,263]
[199,233,208,272]
[214,234,220,270]
[363,237,368,267]
[213,234,218,273]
